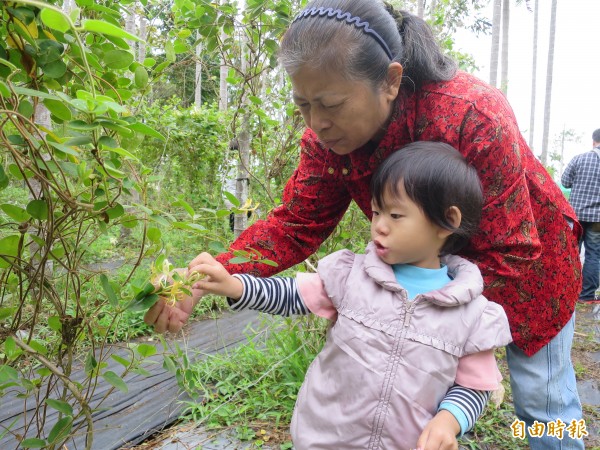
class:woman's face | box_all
[290,64,401,155]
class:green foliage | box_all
[177,316,326,433]
[0,1,174,448]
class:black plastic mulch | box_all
[0,309,262,450]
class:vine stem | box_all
[12,336,94,450]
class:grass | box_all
[175,315,327,447]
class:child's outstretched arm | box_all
[191,252,244,299]
[190,253,314,317]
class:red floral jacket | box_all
[216,71,582,356]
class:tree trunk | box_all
[489,0,501,87]
[500,0,510,94]
[194,33,202,109]
[540,0,557,165]
[417,0,425,18]
[125,2,137,58]
[218,0,228,112]
[31,103,53,276]
[234,21,250,238]
[429,0,438,19]
[137,12,147,64]
[528,0,538,150]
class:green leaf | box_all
[82,19,142,42]
[45,399,73,416]
[1,204,29,222]
[154,61,171,73]
[261,259,279,267]
[26,200,48,221]
[0,365,19,383]
[0,307,16,322]
[215,209,231,218]
[147,227,161,242]
[229,256,250,264]
[7,164,25,180]
[40,8,71,33]
[163,355,177,373]
[98,120,134,137]
[47,141,80,157]
[223,191,240,207]
[126,293,158,311]
[29,340,47,355]
[102,370,128,392]
[3,337,20,360]
[106,203,125,220]
[36,367,52,377]
[68,119,99,131]
[48,316,62,331]
[0,165,8,190]
[47,416,73,444]
[111,354,131,369]
[103,49,134,70]
[208,241,227,253]
[64,136,93,146]
[104,146,138,161]
[136,343,156,357]
[18,100,34,118]
[120,214,138,228]
[42,60,67,78]
[249,95,262,105]
[43,99,72,121]
[98,135,118,148]
[100,274,119,307]
[135,282,156,300]
[171,222,205,232]
[127,122,165,141]
[0,80,11,98]
[172,199,195,218]
[134,65,148,88]
[85,352,97,373]
[149,214,170,226]
[13,86,59,100]
[165,40,175,62]
[20,438,47,448]
[0,235,21,269]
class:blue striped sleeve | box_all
[230,274,310,316]
[438,384,491,436]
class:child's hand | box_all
[414,409,460,450]
[188,252,243,300]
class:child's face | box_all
[370,183,449,269]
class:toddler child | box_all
[189,142,512,450]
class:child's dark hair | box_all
[371,142,483,255]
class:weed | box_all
[177,315,326,432]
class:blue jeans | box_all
[506,314,584,449]
[579,221,600,300]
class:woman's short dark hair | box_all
[371,142,483,255]
[279,0,457,92]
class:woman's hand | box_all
[414,409,460,450]
[188,252,243,300]
[143,288,202,333]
